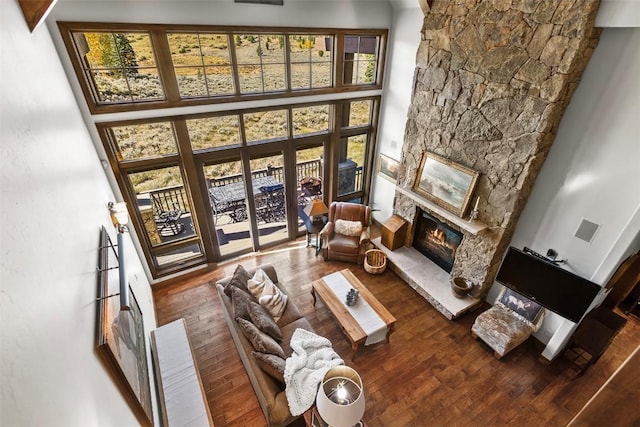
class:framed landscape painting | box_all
[412,152,479,217]
[378,154,400,183]
[97,227,153,426]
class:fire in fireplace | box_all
[412,208,463,273]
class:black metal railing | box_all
[145,158,340,214]
[149,185,190,214]
[209,158,322,187]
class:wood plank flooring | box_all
[153,237,640,427]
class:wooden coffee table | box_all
[311,269,396,360]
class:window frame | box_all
[62,22,386,279]
[58,22,387,114]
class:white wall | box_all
[0,1,157,425]
[371,3,423,223]
[511,28,640,280]
[597,0,640,26]
[508,27,640,360]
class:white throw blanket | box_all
[284,328,344,416]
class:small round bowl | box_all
[451,277,473,298]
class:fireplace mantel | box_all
[395,186,488,235]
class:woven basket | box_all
[364,249,387,274]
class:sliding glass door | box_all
[203,159,252,258]
[250,153,288,248]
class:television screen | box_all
[496,247,601,323]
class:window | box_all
[127,165,204,271]
[289,34,333,90]
[236,34,286,93]
[67,24,386,278]
[186,115,241,150]
[336,98,376,200]
[110,122,177,161]
[60,23,386,113]
[69,31,164,105]
[343,35,380,85]
[347,100,372,127]
[168,33,235,98]
[293,104,330,136]
[243,109,288,143]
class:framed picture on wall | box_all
[97,227,152,426]
[412,151,479,217]
[377,153,400,183]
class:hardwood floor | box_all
[153,238,640,427]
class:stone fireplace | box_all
[376,0,601,318]
[412,208,462,273]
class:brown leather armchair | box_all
[320,202,371,264]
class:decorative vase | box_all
[451,277,473,298]
[346,288,359,306]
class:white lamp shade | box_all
[316,366,365,427]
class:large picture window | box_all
[69,31,164,105]
[168,33,235,98]
[63,24,385,278]
[59,23,386,113]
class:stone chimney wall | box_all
[394,0,601,296]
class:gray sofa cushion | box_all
[248,301,282,341]
[223,264,252,297]
[252,351,285,384]
[237,318,285,358]
[231,286,254,321]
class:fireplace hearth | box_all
[413,208,462,273]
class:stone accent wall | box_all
[396,0,601,296]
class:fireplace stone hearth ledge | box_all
[372,236,481,319]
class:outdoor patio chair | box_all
[151,192,184,236]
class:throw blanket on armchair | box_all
[284,328,344,416]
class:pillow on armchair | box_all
[334,219,363,237]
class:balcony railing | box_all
[144,158,362,215]
[149,185,190,214]
[209,158,322,187]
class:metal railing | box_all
[149,185,190,214]
[145,158,359,214]
[209,158,322,187]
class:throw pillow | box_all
[231,286,254,321]
[237,318,285,358]
[252,351,285,384]
[247,268,288,321]
[247,268,274,299]
[257,280,288,322]
[223,264,252,298]
[335,219,363,237]
[497,288,545,327]
[248,301,282,341]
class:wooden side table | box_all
[306,218,326,256]
[381,215,408,251]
